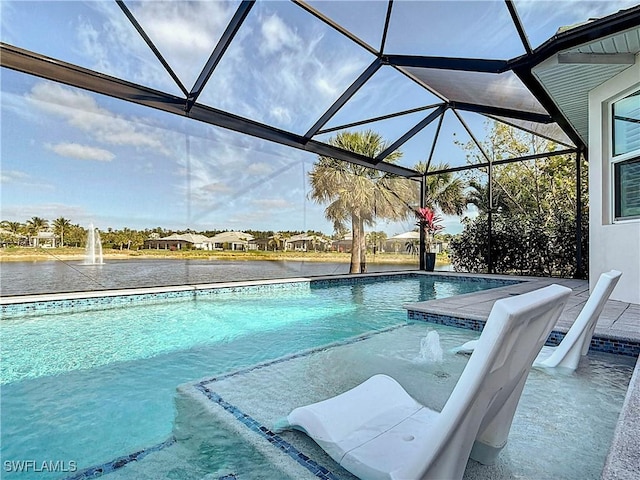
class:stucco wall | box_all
[588,58,640,304]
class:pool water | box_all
[1,276,506,479]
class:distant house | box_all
[249,237,272,251]
[386,231,419,254]
[331,233,352,253]
[144,233,214,250]
[285,234,329,252]
[386,231,448,254]
[209,231,254,251]
[0,228,28,247]
[32,231,57,248]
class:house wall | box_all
[588,58,640,303]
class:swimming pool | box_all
[1,274,510,479]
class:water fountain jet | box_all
[414,330,443,364]
[84,223,104,265]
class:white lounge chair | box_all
[278,284,571,480]
[452,270,621,372]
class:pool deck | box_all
[405,272,640,480]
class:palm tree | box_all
[367,231,387,254]
[25,216,49,246]
[309,130,414,273]
[414,162,467,215]
[0,220,23,236]
[0,220,24,246]
[466,178,512,215]
[53,217,71,247]
[268,233,281,251]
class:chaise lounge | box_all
[278,284,571,480]
[452,270,622,372]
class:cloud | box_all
[251,198,292,209]
[513,0,640,46]
[246,162,274,176]
[26,82,169,154]
[0,170,30,184]
[126,1,237,88]
[47,143,115,162]
[67,1,370,137]
[201,182,233,194]
[0,203,89,223]
[0,169,53,190]
[260,14,300,55]
[195,5,369,132]
[270,106,292,126]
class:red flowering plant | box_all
[416,207,444,253]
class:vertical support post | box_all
[419,176,426,270]
[488,163,494,274]
[186,134,191,227]
[575,151,584,279]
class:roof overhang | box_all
[530,8,640,147]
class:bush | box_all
[450,211,588,278]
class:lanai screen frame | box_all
[2,1,639,277]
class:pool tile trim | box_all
[195,384,338,480]
[407,311,640,357]
[193,325,408,480]
[63,436,176,480]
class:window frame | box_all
[610,88,640,223]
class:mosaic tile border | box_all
[310,272,519,289]
[195,385,338,480]
[199,324,407,386]
[1,273,520,318]
[193,324,409,480]
[1,281,311,318]
[63,436,176,480]
[408,311,640,357]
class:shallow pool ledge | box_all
[404,274,640,479]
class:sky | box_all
[1,0,637,237]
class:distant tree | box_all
[451,122,588,277]
[0,220,24,245]
[309,130,414,273]
[1,221,25,245]
[405,239,418,255]
[1,220,23,235]
[268,233,282,251]
[53,217,71,247]
[25,216,49,246]
[367,231,388,254]
[65,224,86,247]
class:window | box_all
[613,90,640,156]
[615,157,640,220]
[612,90,640,220]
